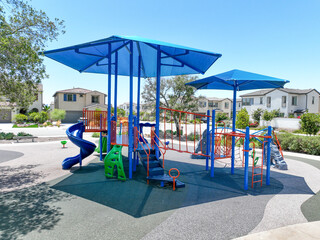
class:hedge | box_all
[277,133,320,155]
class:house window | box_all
[282,96,286,108]
[280,112,285,117]
[224,102,229,109]
[267,97,271,108]
[80,94,84,97]
[64,94,76,102]
[292,96,297,106]
[312,96,315,104]
[260,97,263,105]
[92,95,100,104]
[199,101,206,108]
[242,98,254,106]
[34,93,38,101]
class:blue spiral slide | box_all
[62,122,96,169]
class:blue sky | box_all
[32,0,320,105]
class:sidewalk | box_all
[0,123,73,137]
[235,221,320,240]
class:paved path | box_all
[0,123,74,137]
[0,139,319,239]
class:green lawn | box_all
[12,124,38,128]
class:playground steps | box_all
[147,174,185,188]
[136,149,185,188]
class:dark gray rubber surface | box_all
[288,155,320,222]
[0,150,24,163]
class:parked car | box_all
[201,117,207,123]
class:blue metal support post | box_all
[231,84,237,174]
[136,55,142,166]
[133,116,137,172]
[107,44,112,153]
[244,126,250,190]
[266,126,272,185]
[206,110,210,171]
[210,110,216,177]
[155,45,161,159]
[99,114,102,161]
[128,41,134,179]
[114,51,118,120]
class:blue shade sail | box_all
[42,35,222,77]
[186,69,289,91]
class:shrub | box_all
[14,114,28,124]
[39,111,49,124]
[29,112,40,122]
[92,132,100,138]
[216,112,229,122]
[271,109,281,118]
[236,108,249,129]
[300,113,320,135]
[252,108,264,122]
[277,133,320,155]
[50,109,66,121]
[17,132,32,136]
[262,110,274,121]
[187,132,200,141]
[292,129,305,134]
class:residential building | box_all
[240,88,320,118]
[53,87,107,123]
[197,97,238,118]
[0,84,43,123]
[118,102,137,115]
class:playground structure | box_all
[43,35,289,190]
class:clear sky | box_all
[31,0,320,105]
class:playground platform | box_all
[0,139,320,240]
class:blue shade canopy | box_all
[186,69,289,91]
[42,35,222,78]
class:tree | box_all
[252,108,264,123]
[0,0,64,110]
[216,112,229,122]
[236,108,249,129]
[300,113,320,135]
[42,104,51,113]
[142,75,202,135]
[50,109,66,121]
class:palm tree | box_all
[42,104,51,113]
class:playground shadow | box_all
[0,165,74,240]
[51,155,314,218]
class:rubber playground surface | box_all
[1,139,320,240]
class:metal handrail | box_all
[151,128,167,168]
[134,127,151,177]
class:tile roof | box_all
[53,88,106,96]
[240,88,318,97]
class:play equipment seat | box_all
[104,145,126,181]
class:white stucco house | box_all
[118,102,137,115]
[0,84,43,123]
[240,88,320,118]
[53,87,107,123]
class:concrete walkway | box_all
[236,221,320,240]
[0,138,320,239]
